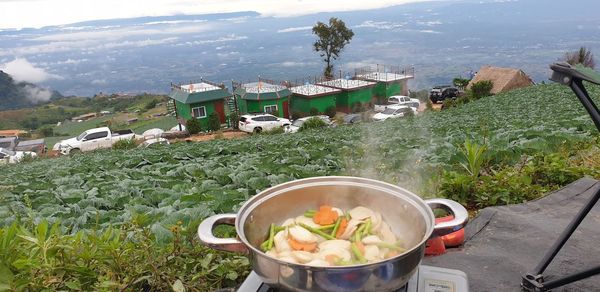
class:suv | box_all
[430,86,460,103]
[239,113,291,133]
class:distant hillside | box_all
[0,70,62,110]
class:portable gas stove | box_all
[237,264,468,292]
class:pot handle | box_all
[197,214,249,253]
[425,198,469,237]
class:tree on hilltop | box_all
[312,18,354,78]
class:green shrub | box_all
[145,99,158,110]
[208,112,221,131]
[309,108,319,116]
[299,117,327,131]
[260,127,284,135]
[112,138,137,150]
[471,80,494,99]
[228,112,239,129]
[186,118,202,134]
[37,125,54,137]
[0,220,250,291]
[325,106,337,118]
[291,111,306,120]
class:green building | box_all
[168,81,230,128]
[318,79,377,113]
[355,72,414,102]
[290,84,342,115]
[234,82,291,118]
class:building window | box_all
[264,104,278,114]
[192,106,207,118]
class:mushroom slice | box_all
[362,235,382,245]
[318,239,351,251]
[289,225,318,244]
[379,222,396,243]
[370,212,382,233]
[305,259,331,267]
[364,245,381,261]
[331,207,344,217]
[295,216,320,229]
[274,230,292,253]
[281,218,295,227]
[348,206,374,221]
[319,247,352,262]
[339,219,363,240]
[291,251,314,263]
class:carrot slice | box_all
[288,237,317,252]
[335,218,348,238]
[325,254,339,265]
[313,205,339,225]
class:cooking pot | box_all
[198,176,468,291]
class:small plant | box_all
[309,108,319,116]
[300,117,327,131]
[325,106,337,118]
[470,80,494,99]
[425,99,434,111]
[261,127,284,135]
[112,138,137,150]
[228,112,239,129]
[291,111,306,120]
[37,125,54,137]
[145,99,158,110]
[452,77,471,90]
[208,112,221,132]
[186,118,202,134]
[459,139,488,177]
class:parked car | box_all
[372,105,416,121]
[374,95,420,112]
[0,147,37,164]
[284,115,332,133]
[238,113,291,133]
[343,114,362,124]
[54,127,138,154]
[429,86,460,103]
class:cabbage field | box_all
[0,83,599,290]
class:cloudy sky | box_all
[0,0,434,29]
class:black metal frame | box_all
[521,62,600,291]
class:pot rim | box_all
[234,176,435,269]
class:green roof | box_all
[234,83,291,100]
[169,88,231,104]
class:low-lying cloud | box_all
[277,26,312,33]
[21,84,53,103]
[0,58,62,83]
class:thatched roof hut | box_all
[468,66,534,94]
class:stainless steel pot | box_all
[198,176,468,291]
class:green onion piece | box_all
[266,224,275,251]
[362,219,371,237]
[351,242,367,263]
[330,217,342,237]
[354,223,366,241]
[373,241,406,252]
[345,212,351,221]
[274,226,286,233]
[304,210,316,217]
[317,223,336,230]
[260,240,269,251]
[298,223,335,240]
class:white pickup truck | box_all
[54,127,138,154]
[374,95,420,112]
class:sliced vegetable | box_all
[351,242,367,263]
[373,241,406,252]
[330,217,342,237]
[335,218,348,239]
[312,205,339,225]
[298,223,336,240]
[288,237,317,252]
[304,210,316,218]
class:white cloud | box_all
[177,34,248,46]
[277,26,312,33]
[91,79,107,85]
[21,84,53,103]
[0,58,62,83]
[355,20,405,30]
[30,24,213,42]
[278,61,317,67]
[0,0,436,29]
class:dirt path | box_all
[183,131,249,142]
